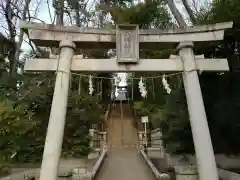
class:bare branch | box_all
[47,0,53,23]
[181,0,197,24]
[14,0,31,77]
[191,0,199,13]
[32,0,42,18]
[0,25,34,53]
[29,16,45,23]
[4,1,16,46]
[65,10,73,25]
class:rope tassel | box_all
[138,77,147,98]
[162,74,171,94]
[89,75,94,95]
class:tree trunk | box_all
[56,0,64,25]
[13,0,32,77]
[181,0,197,25]
[75,2,80,27]
[165,0,187,27]
[52,0,65,55]
[5,0,16,76]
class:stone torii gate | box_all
[20,21,232,180]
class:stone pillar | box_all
[89,129,94,149]
[102,132,107,149]
[138,132,144,149]
[177,41,218,180]
[39,40,76,180]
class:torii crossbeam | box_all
[24,55,229,72]
[20,20,233,180]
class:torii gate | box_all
[20,21,232,180]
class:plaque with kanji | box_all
[116,24,139,63]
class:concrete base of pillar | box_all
[165,154,198,180]
[72,168,90,180]
[176,175,198,180]
[175,165,198,180]
[72,173,91,180]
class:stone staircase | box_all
[107,103,138,149]
[95,102,157,180]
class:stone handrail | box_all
[90,148,108,180]
[104,104,111,124]
[138,130,163,149]
[138,131,147,149]
[218,168,240,180]
[89,105,110,151]
[140,150,170,180]
[89,129,107,150]
[147,130,240,180]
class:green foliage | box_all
[197,0,240,26]
[0,73,106,164]
[159,88,194,154]
[133,101,153,116]
[0,98,40,163]
[133,75,194,154]
[63,91,105,157]
[99,0,173,28]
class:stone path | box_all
[96,149,156,180]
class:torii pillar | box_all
[178,41,218,180]
[39,40,76,180]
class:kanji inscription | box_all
[116,25,139,63]
[122,31,132,58]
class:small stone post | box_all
[138,132,144,149]
[39,40,76,180]
[89,129,94,149]
[102,132,107,149]
[177,41,218,180]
